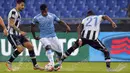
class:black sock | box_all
[60,43,78,62]
[29,50,37,67]
[104,51,110,60]
[106,61,110,68]
[60,47,76,61]
[105,58,111,68]
[8,50,21,62]
[101,49,111,68]
[65,47,76,56]
[104,52,111,68]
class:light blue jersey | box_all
[32,12,60,38]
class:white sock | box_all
[46,49,54,67]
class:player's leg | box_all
[49,37,64,71]
[63,38,87,59]
[56,38,87,66]
[6,35,24,71]
[40,38,55,66]
[50,37,63,61]
[55,51,62,62]
[22,36,43,70]
[6,45,24,71]
[60,40,79,61]
[54,41,80,69]
[88,39,111,70]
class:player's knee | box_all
[28,45,34,50]
[75,40,80,47]
[45,45,51,51]
[26,44,34,50]
[103,49,109,53]
[105,49,108,52]
[17,45,24,52]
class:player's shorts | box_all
[40,36,63,53]
[7,34,29,49]
[75,38,106,50]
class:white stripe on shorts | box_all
[97,39,105,49]
[10,35,17,46]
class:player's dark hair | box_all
[40,4,47,11]
[87,10,95,15]
[17,0,25,4]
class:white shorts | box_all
[40,36,63,53]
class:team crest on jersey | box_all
[101,33,130,60]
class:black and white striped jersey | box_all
[81,15,104,40]
[8,8,21,36]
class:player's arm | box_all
[77,23,83,46]
[31,24,40,40]
[9,18,23,33]
[53,14,71,32]
[102,15,117,28]
[77,19,85,46]
[9,11,26,36]
[0,16,8,36]
[77,24,83,39]
[57,20,71,32]
[31,17,40,40]
[31,24,36,38]
[0,17,6,30]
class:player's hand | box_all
[3,29,8,36]
[34,36,40,40]
[78,39,82,47]
[20,31,26,36]
[112,22,117,28]
[66,26,71,33]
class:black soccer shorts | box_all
[7,34,29,49]
[75,38,106,50]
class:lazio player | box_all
[31,4,71,68]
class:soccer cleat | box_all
[34,64,44,71]
[6,61,13,71]
[54,63,61,71]
[107,67,115,72]
[54,63,61,68]
[54,65,61,71]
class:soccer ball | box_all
[44,63,54,72]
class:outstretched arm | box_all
[102,15,117,28]
[58,20,71,33]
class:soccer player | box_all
[0,16,8,36]
[31,4,71,68]
[6,0,43,71]
[55,10,117,71]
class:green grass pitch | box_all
[0,62,129,73]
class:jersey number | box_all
[86,17,98,26]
